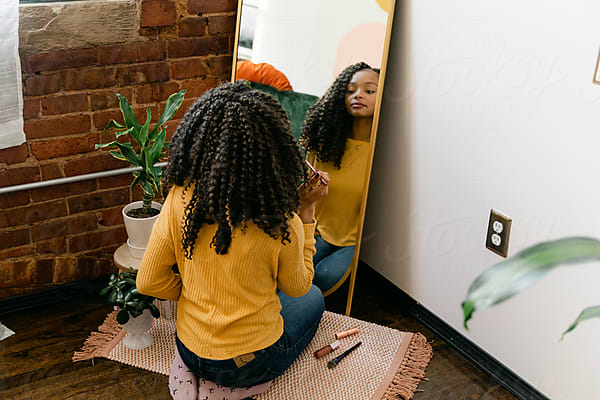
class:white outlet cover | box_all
[492,221,504,233]
[491,233,502,246]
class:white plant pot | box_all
[121,308,155,350]
[122,201,162,257]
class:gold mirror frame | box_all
[230,0,397,315]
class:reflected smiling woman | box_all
[301,62,380,293]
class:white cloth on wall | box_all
[0,0,25,150]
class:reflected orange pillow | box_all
[236,61,293,91]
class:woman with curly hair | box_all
[136,81,329,396]
[300,62,380,294]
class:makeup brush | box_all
[327,341,362,369]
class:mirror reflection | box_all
[233,0,391,298]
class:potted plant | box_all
[100,267,161,349]
[95,90,186,258]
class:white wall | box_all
[361,1,600,399]
[251,0,387,95]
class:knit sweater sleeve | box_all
[277,215,316,297]
[136,189,182,301]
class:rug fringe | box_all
[381,333,433,400]
[72,310,122,362]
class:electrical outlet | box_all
[486,209,512,257]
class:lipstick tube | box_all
[314,340,341,358]
[335,327,359,340]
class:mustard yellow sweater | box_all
[308,138,370,247]
[136,185,316,360]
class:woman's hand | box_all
[299,171,329,223]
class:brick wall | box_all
[0,0,237,299]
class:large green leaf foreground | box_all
[462,237,600,336]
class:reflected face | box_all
[344,69,379,118]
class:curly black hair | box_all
[300,62,379,168]
[163,81,305,257]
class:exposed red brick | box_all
[0,199,67,228]
[24,114,91,140]
[68,187,129,214]
[64,153,128,177]
[12,260,34,286]
[35,237,67,255]
[99,206,125,226]
[31,133,98,160]
[31,214,98,242]
[30,179,96,202]
[23,72,63,96]
[170,58,210,79]
[0,227,30,250]
[68,226,127,253]
[0,164,40,188]
[0,143,29,165]
[188,0,237,14]
[141,0,177,27]
[171,98,195,120]
[135,81,180,103]
[53,256,76,283]
[0,262,13,288]
[34,258,55,283]
[90,88,134,111]
[179,17,206,37]
[99,41,166,65]
[165,118,182,141]
[41,93,89,116]
[0,245,34,260]
[64,67,117,91]
[114,62,170,86]
[207,54,233,74]
[23,99,40,120]
[97,174,133,190]
[207,15,236,35]
[0,191,30,209]
[180,77,218,97]
[40,162,63,180]
[24,48,98,73]
[167,37,229,58]
[0,288,24,298]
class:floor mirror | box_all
[231,0,397,315]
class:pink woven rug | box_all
[74,311,432,400]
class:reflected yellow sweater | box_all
[308,138,370,246]
[136,185,316,360]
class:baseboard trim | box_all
[0,277,107,318]
[384,271,549,400]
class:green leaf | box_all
[99,286,111,297]
[117,94,141,129]
[140,179,154,198]
[462,237,600,329]
[108,290,117,305]
[131,309,142,318]
[149,90,186,139]
[105,119,126,130]
[130,173,142,192]
[149,303,160,318]
[562,305,600,337]
[115,127,134,138]
[148,129,166,165]
[109,151,126,161]
[117,309,130,324]
[139,107,152,147]
[114,142,141,166]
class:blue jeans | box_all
[176,285,325,388]
[312,236,355,292]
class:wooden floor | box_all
[0,265,516,400]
